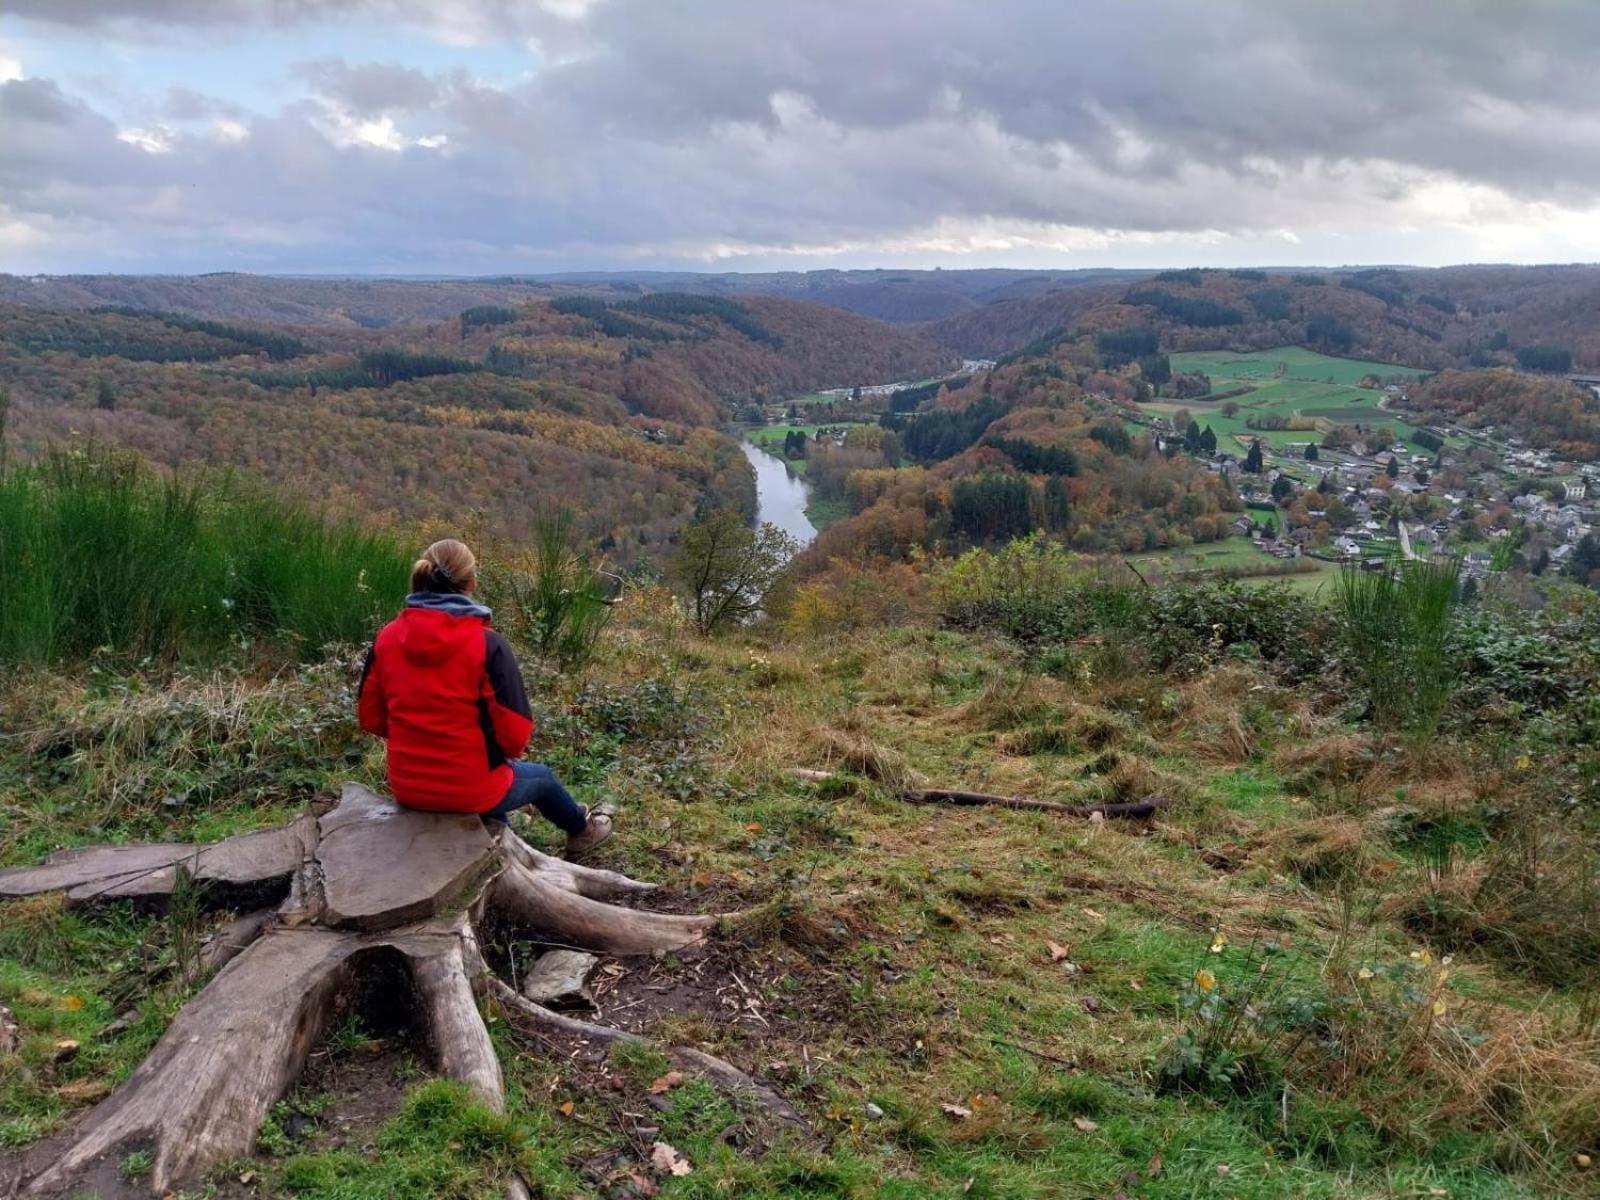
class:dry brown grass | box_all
[1257,814,1390,887]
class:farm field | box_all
[1149,347,1435,457]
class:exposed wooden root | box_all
[0,816,313,909]
[406,929,504,1112]
[4,784,740,1197]
[198,908,275,973]
[486,978,806,1130]
[491,856,715,956]
[19,927,361,1197]
[787,768,1171,819]
[494,827,659,900]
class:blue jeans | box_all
[483,762,587,834]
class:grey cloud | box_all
[295,60,441,115]
[6,0,1600,272]
[0,78,80,124]
[163,86,243,120]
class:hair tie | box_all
[431,561,454,588]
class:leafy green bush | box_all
[936,539,1324,676]
[0,447,409,665]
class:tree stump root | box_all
[0,783,786,1198]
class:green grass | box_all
[1,566,1591,1197]
[1149,347,1439,461]
[1167,347,1431,389]
[0,447,410,666]
[747,421,867,451]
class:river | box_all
[739,438,817,548]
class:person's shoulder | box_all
[483,627,516,658]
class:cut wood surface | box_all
[318,785,500,931]
[0,781,775,1198]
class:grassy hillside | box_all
[3,502,1599,1196]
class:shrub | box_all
[482,508,616,673]
[0,447,409,665]
[1335,555,1461,745]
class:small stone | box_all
[521,950,600,1010]
[864,1102,885,1120]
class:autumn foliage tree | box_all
[671,507,797,633]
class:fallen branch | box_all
[787,769,1171,820]
[903,789,1172,820]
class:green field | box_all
[1122,542,1343,598]
[1150,348,1435,457]
[747,422,867,476]
[747,421,866,449]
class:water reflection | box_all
[739,438,817,547]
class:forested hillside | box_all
[0,293,949,558]
[922,264,1600,369]
[786,339,1243,566]
[0,270,1140,331]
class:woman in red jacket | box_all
[357,538,613,856]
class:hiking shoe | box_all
[565,808,615,859]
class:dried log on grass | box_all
[0,783,782,1198]
[788,768,1172,820]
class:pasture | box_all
[1149,347,1435,456]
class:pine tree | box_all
[1185,420,1202,452]
[1199,426,1217,454]
[1305,442,1320,462]
[96,380,117,412]
[1244,439,1264,473]
[1386,456,1400,479]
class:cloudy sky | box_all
[3,0,1600,275]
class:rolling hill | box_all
[0,291,951,560]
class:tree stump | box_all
[0,784,776,1198]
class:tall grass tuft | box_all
[484,507,616,672]
[1335,553,1462,746]
[0,447,410,666]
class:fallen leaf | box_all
[558,1101,574,1117]
[1216,1163,1230,1177]
[628,1172,660,1197]
[62,995,85,1011]
[650,1141,693,1176]
[1047,941,1070,962]
[648,1071,685,1095]
[1073,1116,1099,1132]
[690,870,716,889]
[1146,1153,1163,1175]
[238,1170,257,1185]
[1081,995,1101,1014]
[1082,908,1104,919]
[744,822,763,833]
[1128,977,1143,991]
[941,1102,973,1119]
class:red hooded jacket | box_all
[356,592,533,813]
